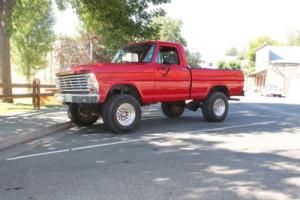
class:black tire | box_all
[202,92,228,122]
[68,104,100,126]
[161,102,185,118]
[102,94,141,133]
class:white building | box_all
[249,44,300,98]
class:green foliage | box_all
[247,66,255,74]
[56,0,170,52]
[153,16,200,66]
[186,50,201,67]
[246,36,279,68]
[12,0,55,81]
[228,61,241,70]
[217,60,241,70]
[287,30,300,45]
[225,47,238,57]
[217,60,227,69]
[152,16,187,46]
[237,50,246,60]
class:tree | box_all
[237,50,246,60]
[1,0,170,102]
[287,30,300,45]
[55,36,79,68]
[186,50,202,67]
[247,36,279,68]
[0,0,16,103]
[56,32,111,68]
[12,0,55,82]
[227,61,241,70]
[153,17,201,66]
[153,16,187,46]
[225,47,238,57]
[217,60,227,69]
[56,0,170,52]
[217,60,241,70]
[81,32,112,63]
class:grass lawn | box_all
[0,102,63,115]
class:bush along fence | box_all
[0,79,58,110]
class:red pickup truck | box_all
[56,41,244,133]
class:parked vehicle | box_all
[261,85,283,97]
[56,41,244,133]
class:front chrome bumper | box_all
[56,94,100,103]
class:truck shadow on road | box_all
[140,137,300,200]
[70,102,300,136]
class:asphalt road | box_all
[0,95,300,200]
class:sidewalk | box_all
[0,107,73,150]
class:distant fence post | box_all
[32,79,41,110]
[36,79,41,110]
[32,79,36,109]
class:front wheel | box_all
[68,104,100,126]
[202,92,228,122]
[102,95,141,133]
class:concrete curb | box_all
[0,121,74,151]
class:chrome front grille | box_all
[57,74,90,93]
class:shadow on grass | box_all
[0,103,63,114]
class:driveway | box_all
[0,96,299,200]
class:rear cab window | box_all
[156,46,181,65]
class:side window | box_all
[142,45,156,62]
[156,46,180,65]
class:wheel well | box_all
[107,85,141,103]
[209,86,229,97]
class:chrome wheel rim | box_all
[116,103,136,126]
[213,98,226,117]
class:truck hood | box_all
[57,62,148,76]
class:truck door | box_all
[154,45,190,101]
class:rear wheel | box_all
[68,104,100,126]
[102,94,141,133]
[202,92,228,122]
[161,102,185,118]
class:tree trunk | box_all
[0,0,16,103]
[0,29,13,103]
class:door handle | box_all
[180,68,188,71]
[159,65,170,77]
[160,65,170,70]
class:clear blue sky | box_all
[54,0,300,62]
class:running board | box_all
[229,98,240,101]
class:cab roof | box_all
[128,40,184,47]
[125,40,188,66]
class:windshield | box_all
[112,44,155,63]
